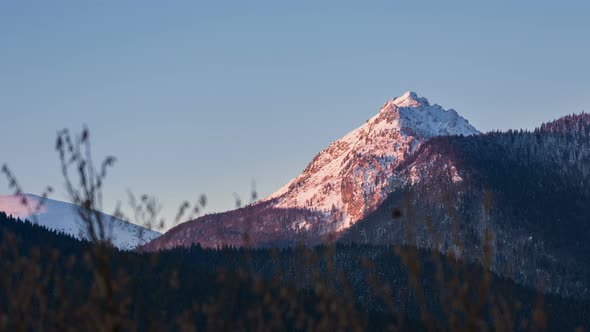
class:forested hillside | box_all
[341,113,590,298]
[1,212,589,330]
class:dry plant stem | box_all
[56,127,126,331]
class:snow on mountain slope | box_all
[264,91,479,231]
[143,91,480,250]
[0,194,160,250]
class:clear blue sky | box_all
[1,1,589,227]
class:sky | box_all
[1,1,589,229]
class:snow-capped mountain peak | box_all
[265,91,479,231]
[390,90,429,107]
[379,92,477,139]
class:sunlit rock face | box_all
[264,91,479,230]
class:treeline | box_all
[1,211,589,330]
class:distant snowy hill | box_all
[0,194,160,250]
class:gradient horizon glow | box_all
[1,1,589,228]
